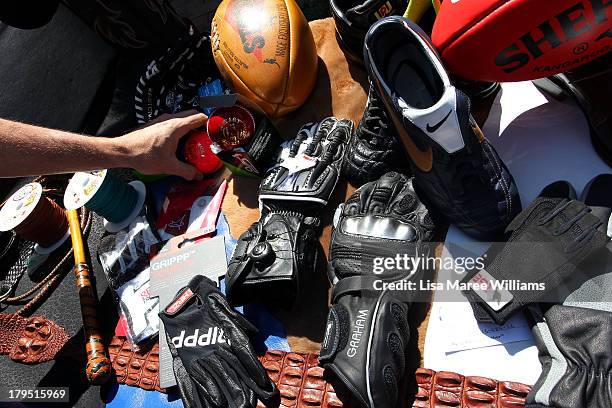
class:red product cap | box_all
[184,130,224,174]
[207,105,256,151]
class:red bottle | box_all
[183,130,224,174]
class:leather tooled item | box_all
[0,313,69,364]
[414,368,531,408]
[106,342,532,408]
[258,352,532,408]
[108,336,164,393]
[257,350,343,408]
[108,343,340,402]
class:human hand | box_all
[116,110,207,180]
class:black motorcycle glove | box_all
[226,117,352,306]
[225,203,320,306]
[319,172,435,408]
[462,196,610,325]
[526,195,612,408]
[159,275,278,408]
[258,117,351,204]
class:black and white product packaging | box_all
[116,267,159,344]
[150,235,227,388]
[98,215,159,290]
[159,275,277,408]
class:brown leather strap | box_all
[0,313,69,364]
[257,350,343,408]
[108,336,165,393]
[414,368,532,408]
[258,352,531,408]
[107,339,531,408]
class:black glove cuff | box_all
[229,273,298,307]
[226,206,320,307]
[331,275,380,303]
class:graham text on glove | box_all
[347,310,368,358]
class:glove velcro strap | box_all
[333,231,419,259]
[330,232,427,283]
[319,305,349,364]
[162,275,209,317]
[331,275,381,303]
[259,192,329,206]
[461,268,519,325]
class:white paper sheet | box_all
[440,302,532,353]
[423,81,611,386]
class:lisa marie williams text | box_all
[374,279,545,292]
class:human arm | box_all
[0,110,206,179]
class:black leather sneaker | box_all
[343,82,410,186]
[581,174,612,231]
[364,16,521,239]
[535,53,612,167]
[331,0,407,63]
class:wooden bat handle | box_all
[67,209,111,385]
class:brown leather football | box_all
[211,0,318,118]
